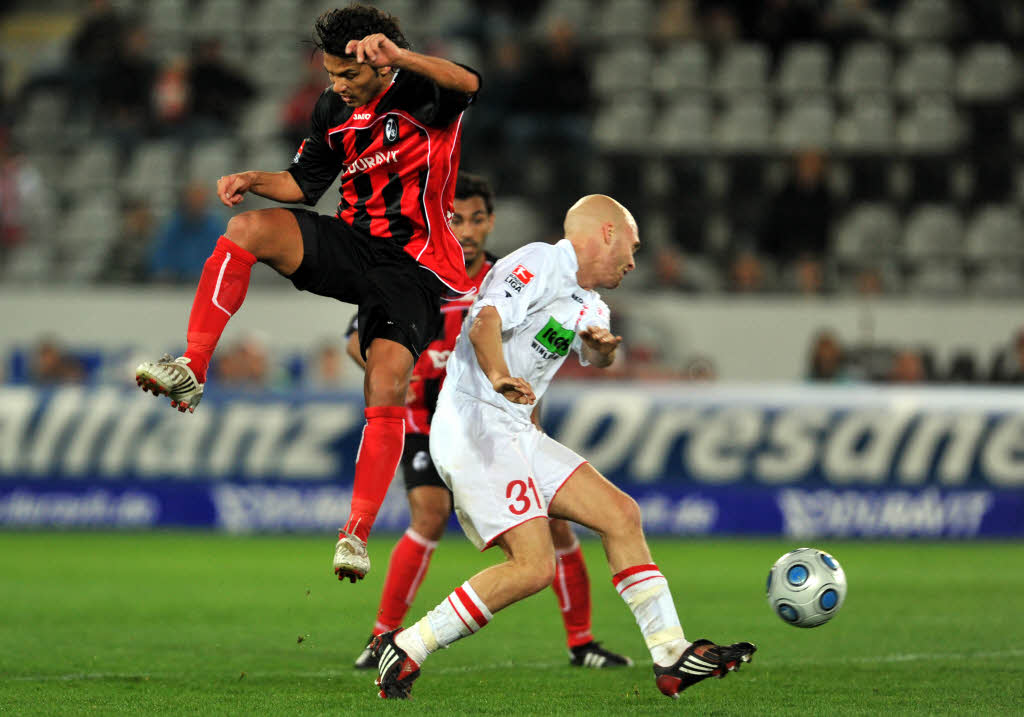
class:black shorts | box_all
[287,209,446,359]
[401,433,450,491]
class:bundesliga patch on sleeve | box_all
[504,264,534,293]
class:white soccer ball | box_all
[766,547,847,628]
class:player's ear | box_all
[377,66,393,77]
[602,222,615,244]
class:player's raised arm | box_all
[345,34,479,94]
[216,170,305,208]
[468,306,535,405]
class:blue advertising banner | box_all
[1,384,1022,537]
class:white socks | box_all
[612,563,691,666]
[395,581,493,665]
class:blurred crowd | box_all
[0,0,1021,291]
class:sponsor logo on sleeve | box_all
[504,264,534,293]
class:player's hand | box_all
[580,326,622,356]
[217,173,252,207]
[345,34,404,68]
[491,375,536,406]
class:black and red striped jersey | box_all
[287,66,480,293]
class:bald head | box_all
[563,194,639,290]
[564,194,637,241]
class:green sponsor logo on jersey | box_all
[534,317,574,357]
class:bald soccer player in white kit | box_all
[368,195,756,701]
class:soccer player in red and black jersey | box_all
[133,6,480,582]
[346,173,632,670]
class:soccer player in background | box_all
[368,195,756,699]
[133,6,480,582]
[347,172,632,670]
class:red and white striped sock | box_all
[551,542,594,648]
[395,581,492,665]
[612,563,690,666]
[373,528,438,635]
[183,235,256,383]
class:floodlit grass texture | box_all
[1,532,1022,715]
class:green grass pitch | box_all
[1,532,1022,715]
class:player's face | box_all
[450,196,494,269]
[323,52,391,107]
[600,224,639,289]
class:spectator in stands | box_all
[727,248,767,292]
[887,348,927,383]
[281,50,327,150]
[759,149,832,293]
[146,181,225,282]
[806,328,848,381]
[153,57,191,134]
[186,38,255,137]
[654,0,700,46]
[0,128,52,265]
[95,25,157,151]
[29,337,85,385]
[989,328,1024,384]
[214,334,272,389]
[506,20,592,151]
[307,341,348,389]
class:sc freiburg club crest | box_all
[384,116,399,145]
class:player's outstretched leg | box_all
[135,354,204,413]
[549,519,632,668]
[653,640,756,699]
[370,629,421,699]
[549,464,756,698]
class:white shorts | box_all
[430,389,587,551]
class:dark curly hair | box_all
[313,4,410,57]
[455,172,494,215]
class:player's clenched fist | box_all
[345,33,404,67]
[580,326,622,356]
[217,173,253,207]
[491,375,536,405]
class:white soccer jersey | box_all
[442,239,611,423]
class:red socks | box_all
[344,406,406,543]
[552,543,593,648]
[184,236,256,382]
[373,528,438,634]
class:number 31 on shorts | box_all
[506,478,543,515]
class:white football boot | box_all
[333,530,370,583]
[135,354,204,413]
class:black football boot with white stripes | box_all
[569,641,634,668]
[353,634,378,670]
[653,639,756,699]
[371,629,421,699]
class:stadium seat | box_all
[653,98,711,153]
[11,91,66,151]
[145,0,188,41]
[592,45,654,98]
[186,139,241,185]
[713,43,769,97]
[56,195,121,283]
[192,0,245,37]
[484,196,543,256]
[835,99,896,154]
[119,140,183,196]
[893,0,956,43]
[59,142,120,195]
[969,260,1024,298]
[251,41,309,94]
[836,42,892,100]
[956,44,1019,102]
[775,42,831,99]
[594,0,654,40]
[652,44,709,99]
[901,204,964,262]
[531,0,592,37]
[775,99,834,152]
[246,0,307,38]
[964,205,1024,265]
[592,98,654,151]
[895,44,954,99]
[239,96,289,143]
[713,98,773,153]
[905,258,966,296]
[898,97,963,153]
[832,204,902,266]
